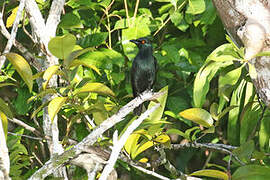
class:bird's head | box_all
[130,37,152,49]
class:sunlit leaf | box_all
[0,112,8,139]
[186,0,205,15]
[5,53,33,92]
[133,141,154,159]
[0,83,16,88]
[191,169,228,180]
[42,65,59,90]
[147,86,168,122]
[48,34,76,59]
[48,97,67,121]
[179,108,213,127]
[248,63,257,79]
[74,82,115,97]
[6,6,18,28]
[70,60,101,75]
[219,66,242,86]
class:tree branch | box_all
[0,117,10,180]
[99,103,160,180]
[28,90,163,179]
[0,0,25,69]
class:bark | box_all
[212,0,270,106]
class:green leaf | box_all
[186,0,206,15]
[58,13,83,29]
[48,34,76,59]
[248,63,257,79]
[0,112,8,139]
[5,53,33,92]
[70,60,101,75]
[27,89,57,103]
[0,97,13,118]
[122,16,151,60]
[74,82,115,97]
[0,83,16,88]
[193,60,233,107]
[219,66,242,87]
[233,140,254,163]
[207,43,237,62]
[78,32,108,48]
[200,0,216,25]
[48,97,67,121]
[147,86,168,122]
[179,108,213,127]
[114,19,128,30]
[167,128,189,140]
[190,169,228,180]
[232,165,270,180]
[170,11,189,32]
[42,65,59,90]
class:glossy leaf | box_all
[191,169,228,180]
[42,65,59,90]
[147,86,168,123]
[78,32,108,48]
[74,82,115,97]
[6,6,18,28]
[219,66,242,87]
[179,108,213,127]
[48,34,76,59]
[48,97,67,121]
[5,53,33,92]
[232,165,270,180]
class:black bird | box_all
[130,37,157,115]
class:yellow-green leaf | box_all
[179,108,213,127]
[48,97,67,121]
[133,141,154,159]
[27,89,57,103]
[248,63,257,79]
[70,60,101,75]
[0,83,16,88]
[6,6,18,28]
[42,65,59,90]
[74,82,115,97]
[0,97,13,118]
[48,34,76,59]
[154,134,170,143]
[5,53,33,92]
[0,111,8,139]
[190,169,228,180]
[147,86,168,122]
[124,129,146,156]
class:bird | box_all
[130,37,157,115]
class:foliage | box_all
[1,0,270,179]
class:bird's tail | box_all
[133,104,143,116]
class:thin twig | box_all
[171,142,245,165]
[0,0,26,69]
[8,117,42,137]
[124,0,130,26]
[99,103,160,180]
[133,0,140,21]
[29,90,163,179]
[153,0,187,36]
[8,132,43,140]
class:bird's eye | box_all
[141,40,146,44]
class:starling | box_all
[130,37,157,115]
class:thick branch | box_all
[99,103,160,180]
[28,90,163,179]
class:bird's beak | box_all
[130,39,139,45]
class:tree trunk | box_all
[212,0,270,106]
